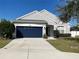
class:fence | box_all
[71,31,79,37]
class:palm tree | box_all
[58,0,79,23]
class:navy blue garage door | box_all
[16,26,42,38]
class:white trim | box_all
[14,23,45,27]
[16,10,39,19]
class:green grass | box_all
[0,38,11,48]
[47,39,79,53]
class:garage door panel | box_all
[16,26,42,38]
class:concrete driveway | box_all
[0,38,79,59]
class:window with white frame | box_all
[57,26,64,34]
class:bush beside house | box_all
[0,20,15,39]
[53,30,71,38]
[53,30,60,38]
[59,34,71,37]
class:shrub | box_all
[70,26,79,31]
[53,30,60,38]
[0,20,15,38]
[59,34,71,37]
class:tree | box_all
[58,0,79,23]
[0,19,15,38]
[70,26,79,31]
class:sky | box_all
[0,0,77,26]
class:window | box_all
[57,26,64,33]
[59,30,64,33]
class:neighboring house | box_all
[13,9,70,38]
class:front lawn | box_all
[0,38,11,48]
[47,39,79,53]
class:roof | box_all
[13,19,47,24]
[14,9,70,27]
[15,9,63,25]
[16,10,39,19]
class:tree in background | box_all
[70,26,79,31]
[58,0,79,23]
[0,19,15,38]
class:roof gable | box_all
[16,9,63,25]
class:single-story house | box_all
[13,9,70,38]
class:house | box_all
[13,9,70,38]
